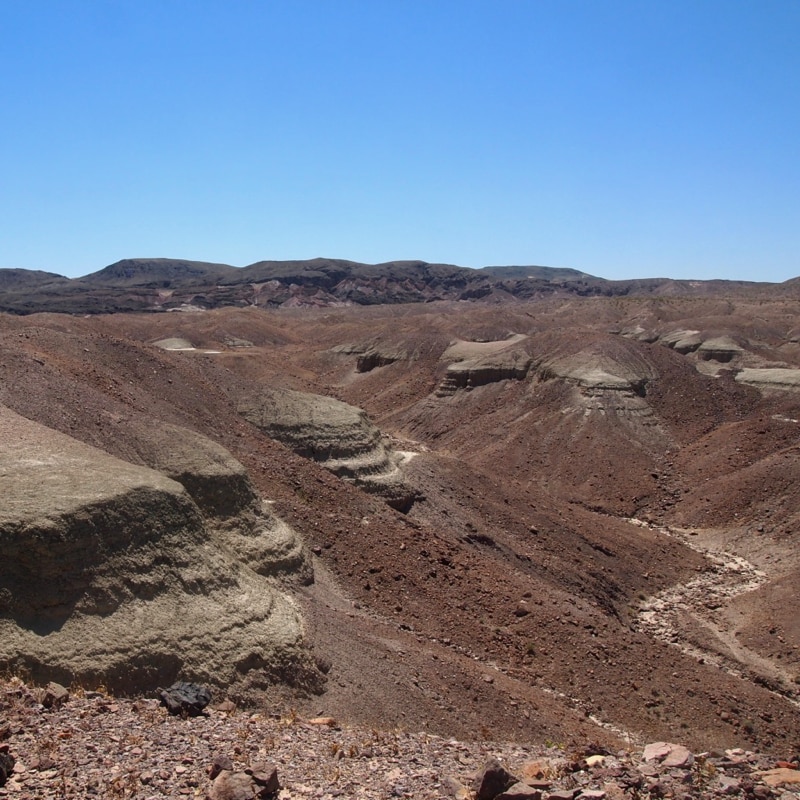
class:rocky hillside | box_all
[0,405,319,700]
[1,677,799,798]
[1,288,800,759]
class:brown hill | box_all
[1,290,800,754]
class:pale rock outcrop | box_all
[659,330,703,354]
[696,336,744,363]
[539,347,662,429]
[735,367,800,392]
[0,406,319,695]
[108,419,311,582]
[436,351,531,396]
[541,348,654,395]
[330,342,407,373]
[152,337,195,351]
[238,389,418,511]
[119,421,263,519]
[436,335,531,396]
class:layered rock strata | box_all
[330,342,407,373]
[0,406,318,695]
[436,351,532,396]
[697,336,744,363]
[436,335,531,396]
[108,419,312,582]
[735,367,800,392]
[238,389,418,511]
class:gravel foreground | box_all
[1,679,799,800]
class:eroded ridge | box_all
[238,388,419,510]
[0,405,319,696]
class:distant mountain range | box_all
[0,257,788,314]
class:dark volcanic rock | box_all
[158,682,212,716]
[0,748,14,787]
[473,758,519,800]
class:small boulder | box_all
[756,768,800,787]
[473,759,519,800]
[158,682,212,716]
[210,771,259,800]
[0,747,15,787]
[209,754,235,780]
[247,763,280,795]
[41,682,69,709]
[209,767,280,800]
[307,716,338,727]
[716,775,741,794]
[642,742,672,762]
[585,755,606,768]
[442,776,471,799]
[662,745,693,768]
[513,602,531,618]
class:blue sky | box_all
[1,1,798,281]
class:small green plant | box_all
[544,738,565,750]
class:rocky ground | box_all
[2,291,800,776]
[1,679,799,800]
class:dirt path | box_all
[629,519,800,706]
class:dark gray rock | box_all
[0,748,14,787]
[473,758,519,800]
[158,681,212,716]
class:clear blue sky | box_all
[1,1,798,281]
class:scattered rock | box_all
[0,677,798,800]
[716,774,741,794]
[756,768,800,787]
[641,741,694,768]
[662,745,694,768]
[520,758,559,782]
[642,742,673,762]
[584,755,606,768]
[247,763,280,794]
[307,716,338,727]
[513,602,531,618]
[443,775,472,799]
